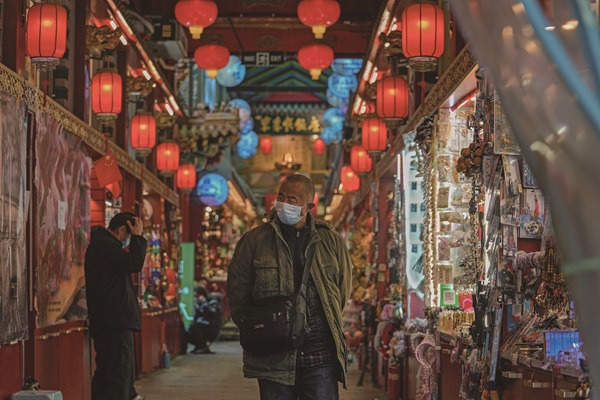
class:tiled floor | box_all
[136,341,387,400]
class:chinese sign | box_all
[254,115,323,135]
[241,52,286,66]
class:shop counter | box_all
[34,320,91,400]
[136,307,181,374]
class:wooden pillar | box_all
[180,192,191,242]
[115,49,128,150]
[72,0,87,120]
[2,0,26,74]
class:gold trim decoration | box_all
[351,46,477,206]
[0,62,179,205]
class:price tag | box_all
[57,201,68,230]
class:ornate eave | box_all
[0,62,179,205]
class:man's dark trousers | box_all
[91,329,135,400]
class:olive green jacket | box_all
[227,214,353,387]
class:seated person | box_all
[188,286,220,354]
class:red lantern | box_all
[130,114,157,157]
[341,166,360,192]
[91,70,122,119]
[297,0,341,39]
[194,44,230,79]
[26,4,67,69]
[260,137,273,154]
[176,164,197,192]
[175,0,218,39]
[401,3,445,71]
[298,44,334,80]
[361,117,387,157]
[350,145,373,174]
[313,137,326,155]
[377,75,409,121]
[156,142,180,177]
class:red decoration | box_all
[260,137,273,154]
[401,3,445,70]
[26,4,67,68]
[313,137,326,155]
[297,0,341,39]
[361,117,387,156]
[350,145,373,174]
[156,142,180,177]
[298,44,334,80]
[91,70,122,119]
[377,75,409,120]
[194,44,230,79]
[130,114,156,157]
[174,0,218,39]
[176,164,197,192]
[93,153,123,188]
[341,166,360,192]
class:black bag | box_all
[239,244,315,356]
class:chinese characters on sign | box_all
[241,52,285,66]
[255,115,323,135]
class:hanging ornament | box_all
[216,55,246,87]
[361,116,388,158]
[313,137,326,155]
[91,69,123,121]
[194,44,230,79]
[297,0,341,39]
[376,75,409,126]
[401,3,445,71]
[341,166,360,191]
[298,43,334,80]
[156,142,180,177]
[260,137,273,154]
[130,114,157,158]
[26,3,67,70]
[196,173,229,207]
[176,164,197,192]
[175,0,218,40]
[350,144,373,174]
[237,130,259,159]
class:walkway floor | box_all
[136,341,387,400]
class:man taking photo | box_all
[85,212,147,400]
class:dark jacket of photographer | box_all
[85,226,148,332]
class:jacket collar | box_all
[91,226,122,245]
[270,211,320,247]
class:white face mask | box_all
[275,201,305,226]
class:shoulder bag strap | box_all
[298,243,316,297]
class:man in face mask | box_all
[228,174,353,400]
[84,212,147,400]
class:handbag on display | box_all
[239,244,315,356]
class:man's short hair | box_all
[108,212,136,233]
[281,174,315,204]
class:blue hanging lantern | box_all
[229,98,252,125]
[240,117,254,135]
[331,58,363,76]
[217,56,246,88]
[328,73,357,99]
[326,88,349,108]
[237,130,258,159]
[321,127,343,145]
[196,173,229,207]
[322,108,345,132]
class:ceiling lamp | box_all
[176,164,197,193]
[260,137,273,154]
[130,114,156,158]
[340,166,360,192]
[297,0,341,39]
[91,69,122,121]
[174,0,218,40]
[350,144,373,174]
[313,137,326,155]
[156,142,180,177]
[26,3,67,70]
[376,75,409,127]
[401,2,445,71]
[194,44,230,79]
[361,116,387,158]
[298,44,334,80]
